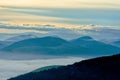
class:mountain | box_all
[0,41,12,49]
[0,41,5,48]
[112,41,120,47]
[2,36,120,56]
[5,36,68,48]
[70,36,120,56]
[8,54,120,80]
[1,36,94,56]
[32,65,63,73]
[2,36,71,55]
[0,34,38,49]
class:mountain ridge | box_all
[2,36,120,56]
[8,53,120,80]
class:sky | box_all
[0,0,120,41]
[0,0,120,8]
[0,0,120,25]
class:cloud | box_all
[0,23,79,40]
[0,28,48,34]
[0,6,74,26]
[0,23,81,40]
[0,23,120,42]
[0,57,84,80]
[0,6,120,26]
[0,23,56,31]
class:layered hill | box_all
[70,36,120,56]
[2,36,120,56]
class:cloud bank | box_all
[0,23,120,42]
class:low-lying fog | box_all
[0,54,84,80]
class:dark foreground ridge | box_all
[9,53,120,80]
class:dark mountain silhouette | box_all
[32,65,63,73]
[8,53,120,80]
[2,36,120,56]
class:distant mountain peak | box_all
[72,36,93,42]
[40,36,60,39]
[38,36,66,41]
[78,36,93,40]
[6,34,37,42]
[3,36,68,52]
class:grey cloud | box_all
[0,24,59,31]
[0,23,120,42]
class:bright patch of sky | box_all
[0,0,120,8]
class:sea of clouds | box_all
[0,57,84,80]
